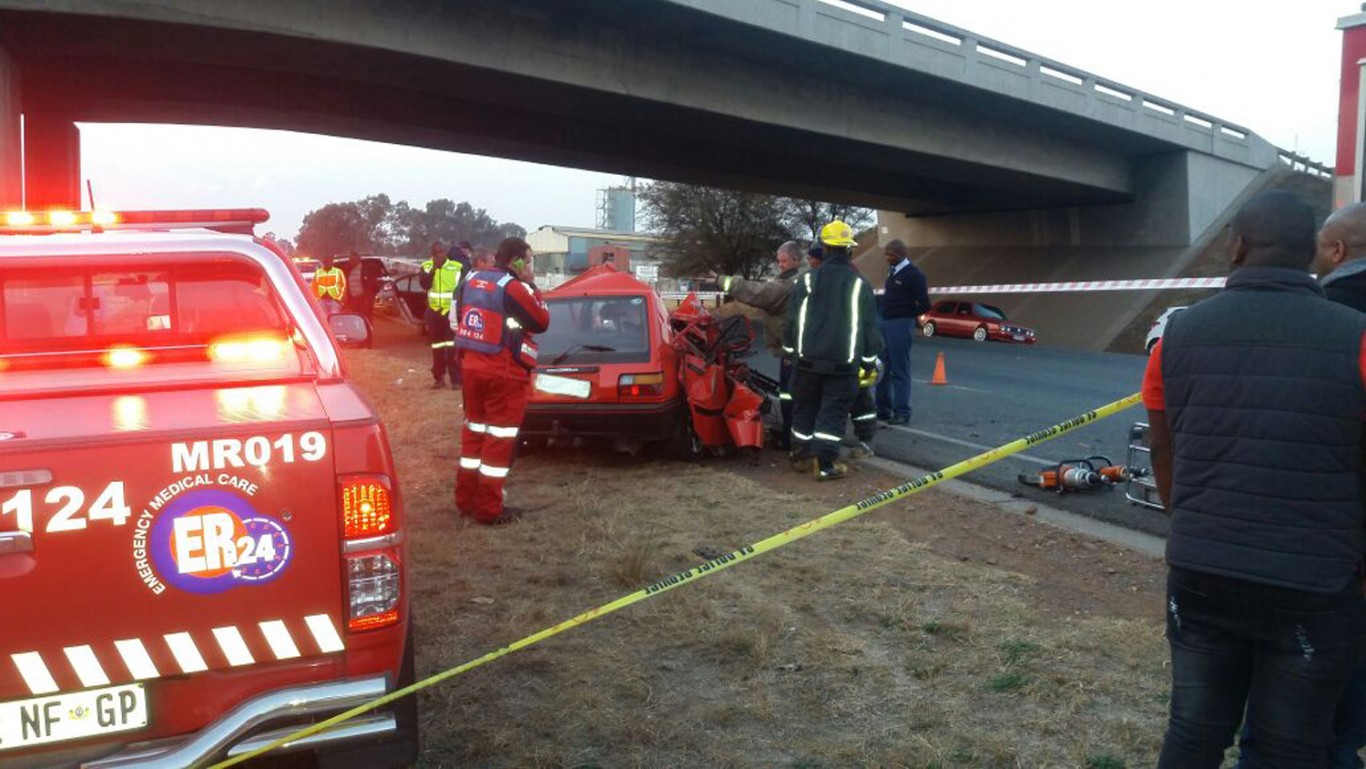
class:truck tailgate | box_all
[0,383,346,747]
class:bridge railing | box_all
[799,0,1316,172]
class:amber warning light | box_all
[0,208,269,234]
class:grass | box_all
[346,315,1173,767]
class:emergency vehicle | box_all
[0,210,417,767]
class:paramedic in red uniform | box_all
[454,237,550,524]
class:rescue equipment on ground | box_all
[1018,455,1147,494]
[1124,422,1165,511]
[667,293,767,451]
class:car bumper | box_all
[79,676,402,769]
[524,397,685,442]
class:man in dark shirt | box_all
[875,240,931,425]
[1315,201,1366,312]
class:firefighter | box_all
[454,237,550,524]
[420,241,464,389]
[806,245,879,458]
[313,254,347,312]
[783,221,882,480]
[717,240,804,448]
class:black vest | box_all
[1162,267,1366,593]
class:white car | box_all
[1146,306,1187,353]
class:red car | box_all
[523,265,694,456]
[918,300,1037,344]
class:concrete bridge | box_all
[0,0,1331,348]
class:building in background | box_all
[1338,6,1366,206]
[527,224,663,282]
[597,181,637,231]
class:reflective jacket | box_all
[455,268,551,380]
[313,266,347,301]
[782,256,882,374]
[420,259,463,314]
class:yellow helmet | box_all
[819,220,857,247]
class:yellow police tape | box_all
[210,391,1143,769]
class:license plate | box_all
[0,684,148,752]
[534,373,592,400]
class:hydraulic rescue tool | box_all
[1018,455,1148,494]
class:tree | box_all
[295,194,526,257]
[295,194,396,258]
[638,181,794,279]
[786,200,874,243]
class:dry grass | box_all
[347,316,1173,768]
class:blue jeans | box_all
[1237,664,1366,769]
[875,316,914,419]
[1158,567,1366,769]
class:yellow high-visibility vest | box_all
[314,266,347,301]
[421,259,464,314]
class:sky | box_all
[78,0,1351,246]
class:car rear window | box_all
[0,254,307,395]
[538,295,651,365]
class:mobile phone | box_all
[511,257,526,271]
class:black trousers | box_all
[851,386,877,442]
[425,308,458,384]
[790,368,858,462]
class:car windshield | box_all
[975,304,1007,320]
[537,295,651,364]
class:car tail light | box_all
[346,551,401,632]
[618,373,665,398]
[341,476,394,539]
[340,475,401,632]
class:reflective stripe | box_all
[848,280,861,364]
[815,432,843,442]
[466,422,488,433]
[781,345,795,354]
[722,275,733,292]
[796,273,811,357]
[778,393,793,401]
[12,652,58,695]
[165,632,208,674]
[852,413,879,421]
[304,614,346,654]
[862,355,879,364]
[459,457,482,470]
[64,645,111,688]
[480,465,511,478]
[791,429,813,441]
[487,425,519,439]
[431,340,455,349]
[212,626,255,667]
[114,639,159,680]
[259,620,301,660]
[507,317,523,330]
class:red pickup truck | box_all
[0,210,417,768]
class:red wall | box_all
[1337,26,1366,174]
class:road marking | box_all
[886,424,1052,465]
[911,377,988,393]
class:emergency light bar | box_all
[0,208,270,234]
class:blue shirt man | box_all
[875,239,931,425]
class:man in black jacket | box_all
[1314,201,1366,311]
[783,221,882,481]
[1144,191,1366,767]
[875,239,931,425]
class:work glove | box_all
[858,360,883,389]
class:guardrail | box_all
[778,0,1321,172]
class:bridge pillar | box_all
[23,107,80,210]
[0,45,19,209]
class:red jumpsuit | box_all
[453,269,550,522]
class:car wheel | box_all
[664,411,703,462]
[922,322,936,338]
[972,326,988,343]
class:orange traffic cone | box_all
[930,352,948,385]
